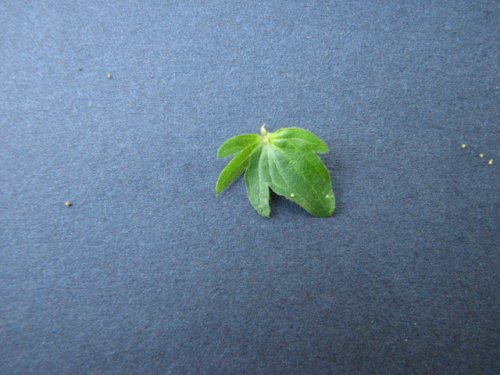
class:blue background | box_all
[1,1,499,374]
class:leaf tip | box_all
[259,210,271,218]
[215,181,223,196]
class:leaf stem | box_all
[260,124,268,135]
[261,124,270,144]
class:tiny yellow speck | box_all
[65,201,72,207]
[107,72,113,79]
[488,159,493,165]
[461,144,467,149]
[479,153,484,158]
[290,193,295,198]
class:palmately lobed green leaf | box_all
[216,126,335,218]
[217,134,261,158]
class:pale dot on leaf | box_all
[290,193,295,198]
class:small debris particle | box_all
[107,72,113,79]
[487,159,494,166]
[460,144,467,149]
[65,201,72,207]
[77,67,83,71]
[290,193,295,198]
[479,153,484,159]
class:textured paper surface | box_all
[1,1,498,374]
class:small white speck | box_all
[290,193,295,198]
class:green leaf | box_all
[216,126,335,217]
[215,142,260,195]
[244,145,270,217]
[263,145,335,217]
[269,127,329,153]
[217,134,261,158]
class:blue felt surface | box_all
[1,1,499,374]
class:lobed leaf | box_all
[269,127,329,154]
[216,126,335,217]
[215,142,260,195]
[244,145,270,217]
[217,134,261,158]
[263,145,335,217]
